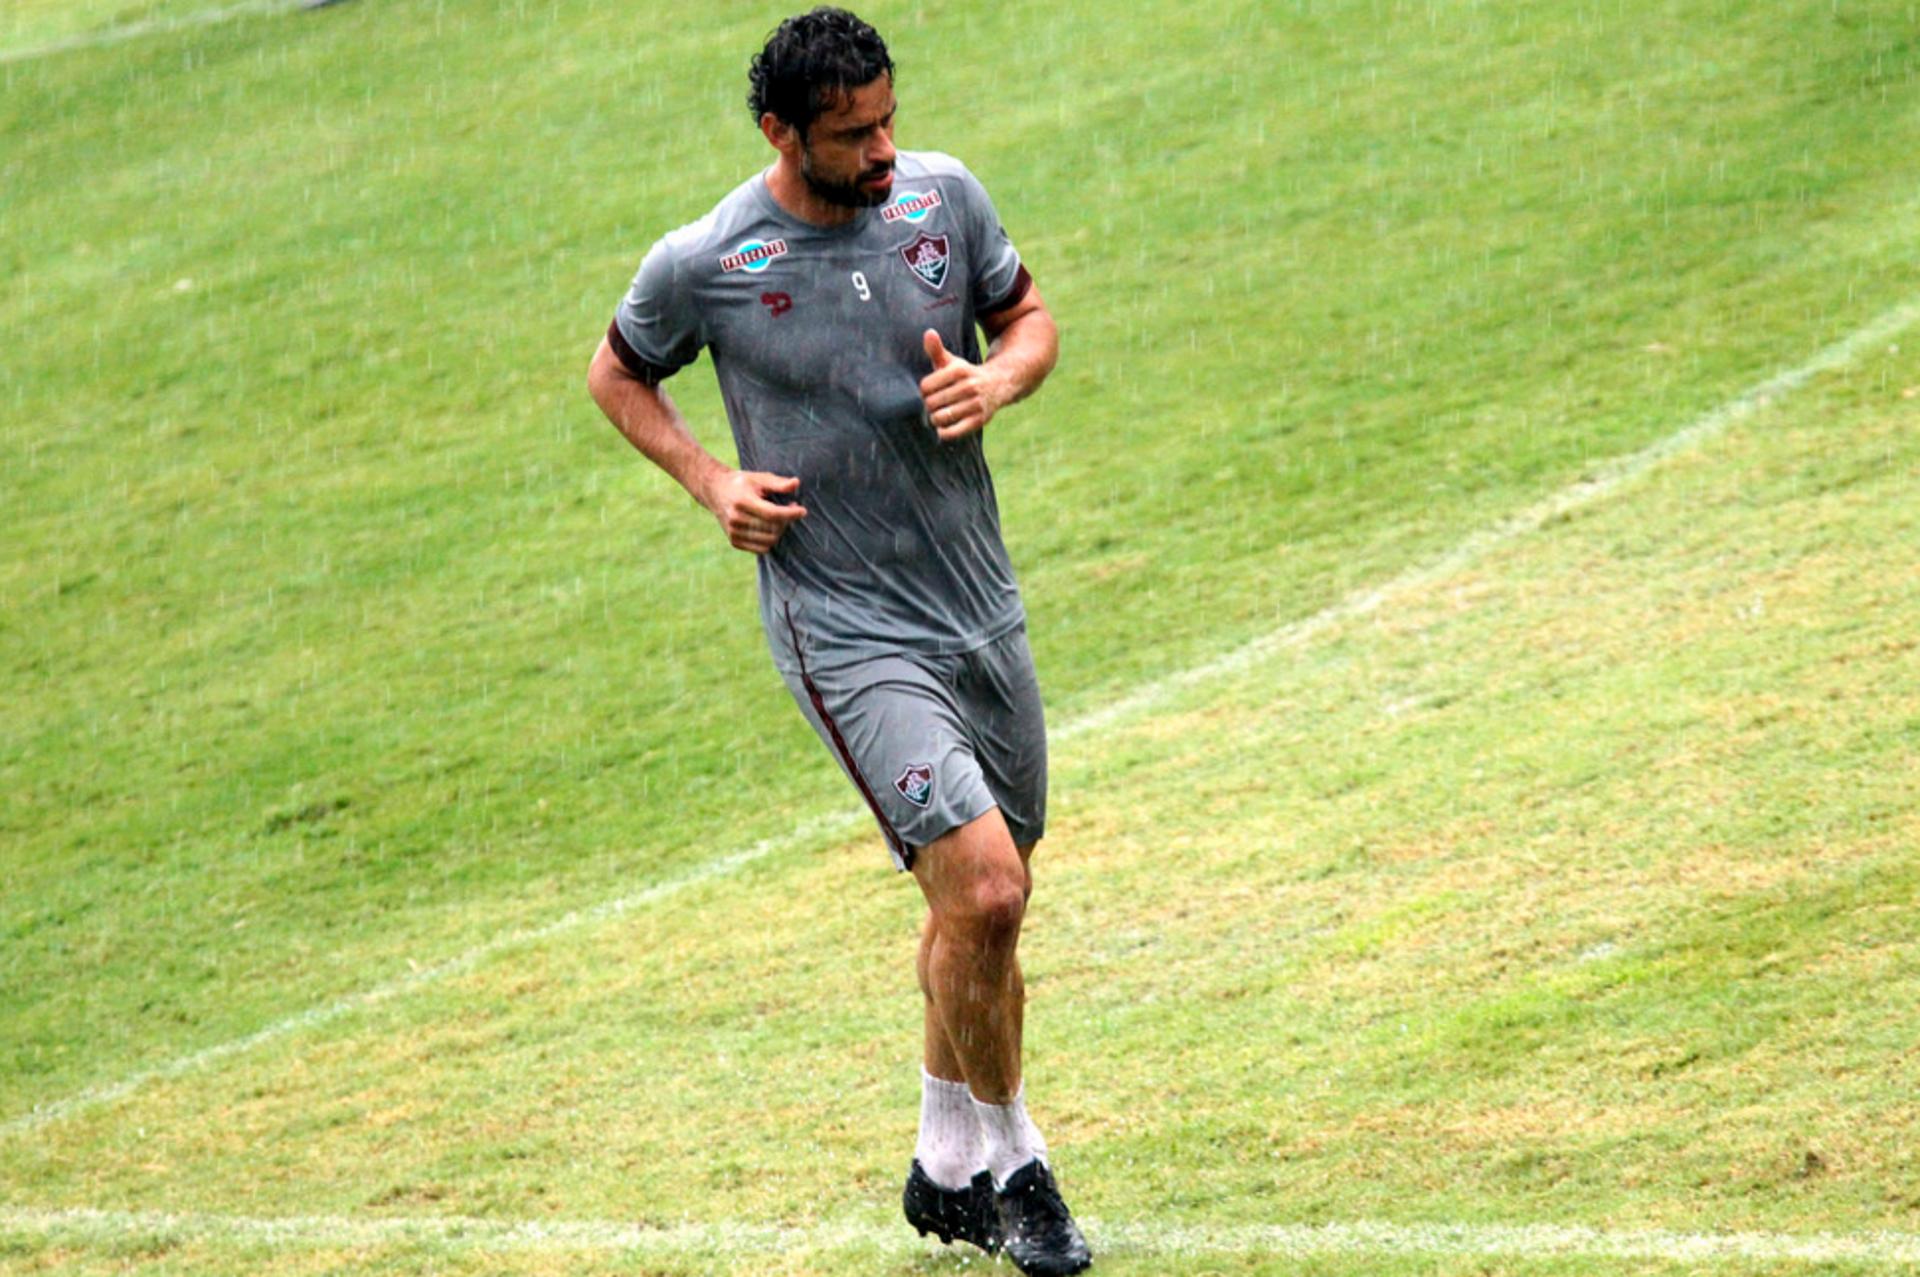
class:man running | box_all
[585,9,1089,1274]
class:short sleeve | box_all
[608,238,702,383]
[955,166,1032,317]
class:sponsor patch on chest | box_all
[719,238,788,273]
[882,189,943,223]
[898,231,950,292]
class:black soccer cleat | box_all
[902,1159,1002,1254]
[994,1159,1092,1276]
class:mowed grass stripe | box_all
[1058,292,1920,742]
[6,292,1914,1146]
[0,812,860,1141]
[0,0,299,65]
[7,1206,1920,1265]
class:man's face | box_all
[798,75,897,208]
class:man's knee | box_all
[917,809,1028,945]
[961,874,1026,942]
[928,866,1025,948]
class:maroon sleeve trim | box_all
[605,318,676,385]
[980,263,1034,318]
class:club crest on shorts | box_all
[898,231,950,292]
[894,762,935,808]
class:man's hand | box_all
[919,329,1012,443]
[701,469,807,555]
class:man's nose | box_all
[868,130,896,169]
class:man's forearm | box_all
[983,305,1059,411]
[587,341,725,509]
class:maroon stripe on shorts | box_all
[784,605,912,870]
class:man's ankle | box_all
[970,1084,1050,1187]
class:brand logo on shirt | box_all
[881,189,943,224]
[719,238,788,274]
[894,762,935,808]
[760,291,793,317]
[898,231,950,293]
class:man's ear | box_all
[760,112,801,157]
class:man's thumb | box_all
[923,328,952,368]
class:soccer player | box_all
[585,8,1089,1274]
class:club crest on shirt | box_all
[898,232,950,292]
[882,189,943,224]
[894,762,934,808]
[719,238,787,274]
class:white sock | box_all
[915,1070,986,1190]
[970,1084,1050,1188]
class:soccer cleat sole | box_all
[903,1161,1002,1254]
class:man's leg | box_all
[914,834,1043,1178]
[914,816,1088,1276]
[912,808,1028,1102]
[912,835,1035,1191]
[919,838,1034,1085]
[902,816,1026,1252]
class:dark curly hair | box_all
[748,7,894,138]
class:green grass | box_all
[4,0,1919,1272]
[0,0,271,54]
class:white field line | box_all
[4,297,1916,1145]
[0,811,862,1141]
[0,0,302,66]
[4,1206,1920,1265]
[1058,296,1920,742]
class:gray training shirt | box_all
[608,150,1035,674]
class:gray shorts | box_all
[776,623,1047,872]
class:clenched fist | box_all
[702,469,807,554]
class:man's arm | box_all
[586,338,806,554]
[918,285,1059,443]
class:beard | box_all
[801,148,893,209]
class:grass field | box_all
[4,0,1919,1273]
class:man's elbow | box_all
[1035,311,1060,377]
[587,338,626,406]
[986,289,1058,375]
[1016,306,1060,387]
